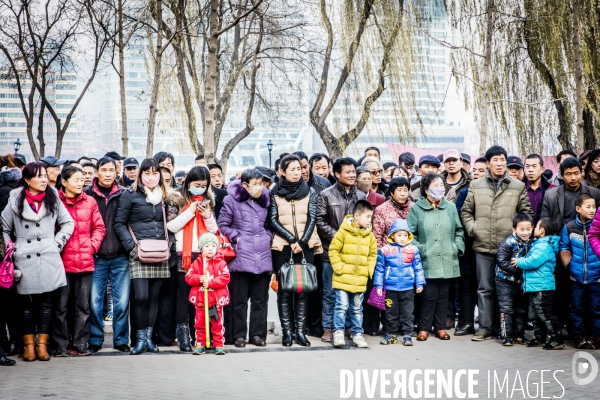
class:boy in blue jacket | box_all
[496,213,533,346]
[513,217,563,350]
[374,219,425,346]
[559,193,600,349]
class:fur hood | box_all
[165,187,216,210]
[0,167,21,186]
[227,179,270,208]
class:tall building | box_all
[0,73,80,160]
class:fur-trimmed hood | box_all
[0,167,21,186]
[227,179,270,208]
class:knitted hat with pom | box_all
[198,232,219,251]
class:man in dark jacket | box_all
[316,158,366,342]
[523,154,555,225]
[454,157,487,336]
[410,155,440,200]
[441,149,471,204]
[540,157,600,333]
[85,157,130,353]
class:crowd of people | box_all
[1,144,600,365]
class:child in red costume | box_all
[186,233,230,355]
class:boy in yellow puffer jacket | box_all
[329,200,378,348]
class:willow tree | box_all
[309,0,441,158]
[448,0,600,155]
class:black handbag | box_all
[278,198,317,293]
[278,253,318,293]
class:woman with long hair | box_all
[1,162,74,362]
[269,154,322,347]
[166,166,218,352]
[584,149,600,188]
[114,158,170,355]
[53,166,106,357]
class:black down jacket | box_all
[114,186,168,253]
[0,168,21,213]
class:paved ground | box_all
[3,297,599,399]
[1,332,598,400]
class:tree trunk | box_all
[118,0,129,157]
[25,77,39,161]
[203,0,219,164]
[583,88,596,150]
[147,0,164,158]
[573,0,585,154]
[173,0,199,154]
[37,101,46,158]
[478,0,494,155]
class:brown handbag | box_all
[128,202,170,263]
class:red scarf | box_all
[25,189,46,213]
[181,195,208,271]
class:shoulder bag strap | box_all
[162,200,169,239]
[127,224,138,245]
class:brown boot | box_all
[416,331,429,341]
[23,335,36,362]
[36,334,50,361]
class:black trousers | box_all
[52,272,93,349]
[306,255,324,336]
[176,272,196,329]
[459,269,478,326]
[0,285,22,347]
[131,278,163,330]
[230,271,270,340]
[385,290,414,336]
[418,278,451,331]
[447,278,458,318]
[22,291,55,335]
[529,290,562,343]
[554,261,571,334]
[154,256,178,346]
[363,276,386,334]
[496,278,528,339]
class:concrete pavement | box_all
[1,332,597,400]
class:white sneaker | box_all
[333,330,345,347]
[352,333,368,348]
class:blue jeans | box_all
[89,255,131,346]
[334,290,364,335]
[322,262,335,331]
[570,281,600,336]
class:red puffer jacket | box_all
[59,191,106,273]
[185,252,230,308]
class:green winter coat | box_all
[460,171,533,254]
[408,197,465,279]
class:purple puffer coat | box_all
[217,180,273,274]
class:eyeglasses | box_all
[370,169,383,176]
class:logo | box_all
[572,351,599,385]
[385,298,392,307]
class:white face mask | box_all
[428,187,445,201]
[247,184,262,198]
